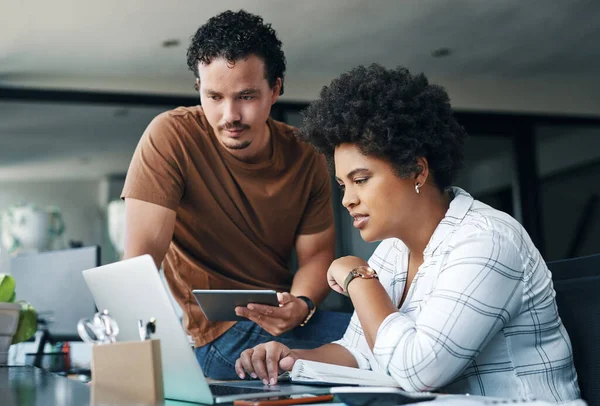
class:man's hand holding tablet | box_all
[235,292,313,336]
[193,289,279,321]
[192,290,313,336]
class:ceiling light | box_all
[431,48,452,58]
[162,39,180,48]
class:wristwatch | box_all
[343,266,379,295]
[297,296,316,327]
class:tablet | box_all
[192,289,280,321]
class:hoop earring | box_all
[415,183,421,194]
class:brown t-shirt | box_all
[121,106,333,347]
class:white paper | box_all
[290,359,399,387]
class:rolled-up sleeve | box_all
[331,240,400,372]
[332,311,372,370]
[373,231,525,391]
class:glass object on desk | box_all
[77,310,119,345]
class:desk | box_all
[0,366,204,406]
[2,366,582,406]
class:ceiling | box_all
[3,1,600,106]
[1,0,600,181]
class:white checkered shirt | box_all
[334,187,580,402]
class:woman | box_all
[234,64,580,402]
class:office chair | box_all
[549,255,600,406]
[548,253,600,281]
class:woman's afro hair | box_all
[299,64,467,190]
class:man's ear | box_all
[270,78,282,105]
[194,78,200,92]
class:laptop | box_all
[82,254,330,404]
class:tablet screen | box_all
[192,289,279,321]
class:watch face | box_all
[353,266,377,278]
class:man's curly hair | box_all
[299,64,467,191]
[186,10,286,95]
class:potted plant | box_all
[0,273,37,365]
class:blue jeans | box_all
[195,310,352,380]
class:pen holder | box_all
[91,339,164,403]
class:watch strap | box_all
[297,296,316,327]
[343,266,379,295]
[343,271,356,295]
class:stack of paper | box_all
[289,360,399,387]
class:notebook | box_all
[287,360,399,387]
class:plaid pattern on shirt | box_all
[333,187,580,402]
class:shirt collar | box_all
[423,186,473,257]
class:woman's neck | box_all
[399,189,452,260]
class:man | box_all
[121,10,351,380]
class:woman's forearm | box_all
[294,343,359,368]
[348,278,397,349]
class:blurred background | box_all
[3,0,600,265]
[2,0,600,264]
[1,0,600,377]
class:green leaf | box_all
[0,274,16,302]
[12,302,37,344]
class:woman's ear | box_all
[414,157,430,188]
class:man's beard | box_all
[223,139,252,150]
[219,121,252,150]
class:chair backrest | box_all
[548,253,600,281]
[549,256,600,406]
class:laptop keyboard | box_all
[209,384,272,397]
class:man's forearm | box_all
[294,343,358,368]
[290,250,333,305]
